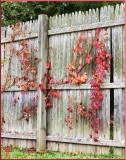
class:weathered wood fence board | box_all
[1,20,38,148]
[112,4,125,155]
[37,14,48,151]
[1,3,125,156]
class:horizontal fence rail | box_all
[48,19,124,36]
[1,134,125,148]
[51,82,125,90]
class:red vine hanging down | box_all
[66,28,112,141]
[39,62,60,108]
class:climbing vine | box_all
[65,29,112,141]
[2,22,39,122]
[1,22,112,141]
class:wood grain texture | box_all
[46,135,124,147]
[37,14,48,152]
[112,3,125,155]
[2,91,37,134]
[2,138,37,149]
[48,20,124,36]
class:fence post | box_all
[37,14,48,152]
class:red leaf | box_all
[46,102,53,108]
[95,118,100,125]
[46,62,52,70]
[28,149,36,154]
[44,97,48,103]
[94,128,99,133]
[93,136,99,142]
[90,122,94,128]
[84,54,93,64]
[67,107,73,113]
[32,97,36,102]
[49,78,55,84]
[5,146,11,157]
[95,28,101,34]
[80,32,85,41]
[23,105,30,113]
[106,53,112,59]
[34,58,38,61]
[51,91,60,98]
[89,133,93,138]
[103,62,110,68]
[36,94,38,99]
[77,66,82,71]
[76,45,82,54]
[13,98,18,105]
[39,84,46,93]
[72,71,77,78]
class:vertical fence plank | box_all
[99,5,112,155]
[112,4,125,155]
[37,14,48,152]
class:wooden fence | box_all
[1,3,125,155]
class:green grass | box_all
[1,146,125,159]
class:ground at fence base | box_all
[1,146,125,159]
[1,137,125,157]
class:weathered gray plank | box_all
[1,33,38,44]
[48,19,124,36]
[112,3,125,155]
[46,136,125,147]
[37,14,48,152]
[51,82,124,90]
[2,91,37,135]
[2,138,37,149]
[1,133,36,140]
[97,5,111,155]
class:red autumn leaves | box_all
[72,32,85,54]
[68,33,94,85]
[9,23,39,92]
[39,62,60,108]
[5,146,11,157]
[13,95,38,121]
[38,28,111,142]
[65,28,112,141]
[65,106,74,130]
[84,54,93,64]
